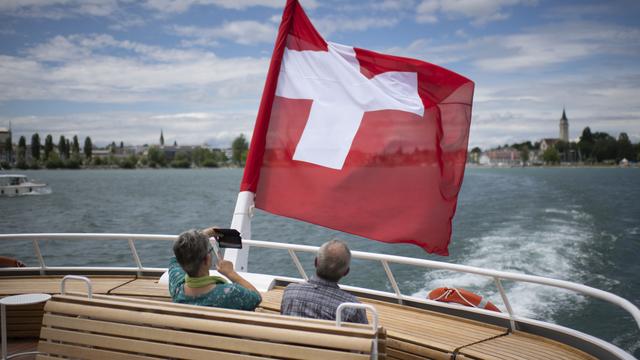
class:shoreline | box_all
[466,163,638,169]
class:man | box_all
[280,239,368,324]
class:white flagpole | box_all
[223,191,254,272]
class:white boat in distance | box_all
[0,174,48,196]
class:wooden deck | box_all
[0,275,597,360]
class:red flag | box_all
[241,0,474,255]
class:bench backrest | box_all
[37,294,386,360]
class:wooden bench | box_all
[260,287,508,360]
[0,275,137,340]
[36,294,387,359]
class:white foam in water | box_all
[416,207,593,321]
[25,187,52,195]
[613,333,640,355]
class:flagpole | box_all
[223,191,254,272]
[225,0,298,271]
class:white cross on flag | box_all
[241,0,474,255]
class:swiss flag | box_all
[241,0,474,255]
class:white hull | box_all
[0,183,48,196]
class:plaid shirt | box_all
[280,276,368,324]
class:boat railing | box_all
[1,233,639,335]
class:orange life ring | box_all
[428,287,501,312]
[0,256,26,268]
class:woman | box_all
[169,227,261,310]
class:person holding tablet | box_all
[168,227,261,310]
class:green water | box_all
[1,167,638,356]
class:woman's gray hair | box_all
[316,239,351,282]
[173,229,209,277]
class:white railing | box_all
[1,233,639,335]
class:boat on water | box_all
[0,174,49,197]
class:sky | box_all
[1,0,639,149]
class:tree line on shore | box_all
[1,133,249,170]
[470,127,639,165]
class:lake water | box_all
[1,167,638,356]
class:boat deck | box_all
[0,275,597,360]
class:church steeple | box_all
[559,108,569,142]
[160,129,165,146]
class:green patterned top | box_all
[168,257,261,311]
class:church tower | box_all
[160,129,165,147]
[559,108,569,142]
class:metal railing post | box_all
[288,249,308,281]
[381,260,403,304]
[128,238,144,277]
[32,239,46,275]
[495,277,516,332]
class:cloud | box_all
[370,0,416,11]
[0,34,269,108]
[313,16,399,37]
[142,0,317,13]
[416,0,439,23]
[173,20,278,46]
[388,21,640,72]
[416,0,537,25]
[0,0,120,19]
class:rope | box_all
[452,288,480,308]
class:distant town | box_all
[1,110,639,170]
[470,109,639,167]
[0,129,249,169]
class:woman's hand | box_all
[215,254,260,295]
[216,256,235,277]
[202,227,219,238]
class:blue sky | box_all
[1,0,639,149]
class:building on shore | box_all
[481,147,521,167]
[473,109,572,166]
[559,108,569,142]
[0,127,12,164]
[536,109,578,162]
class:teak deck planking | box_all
[0,275,597,360]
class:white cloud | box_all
[173,20,278,46]
[416,0,439,23]
[314,16,399,37]
[371,0,416,11]
[142,0,317,13]
[0,0,120,19]
[416,0,537,25]
[0,0,316,20]
[0,34,269,107]
[388,21,640,72]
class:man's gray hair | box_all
[173,229,209,277]
[316,239,351,282]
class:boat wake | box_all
[415,206,597,322]
[24,187,52,195]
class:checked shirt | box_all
[280,276,368,324]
